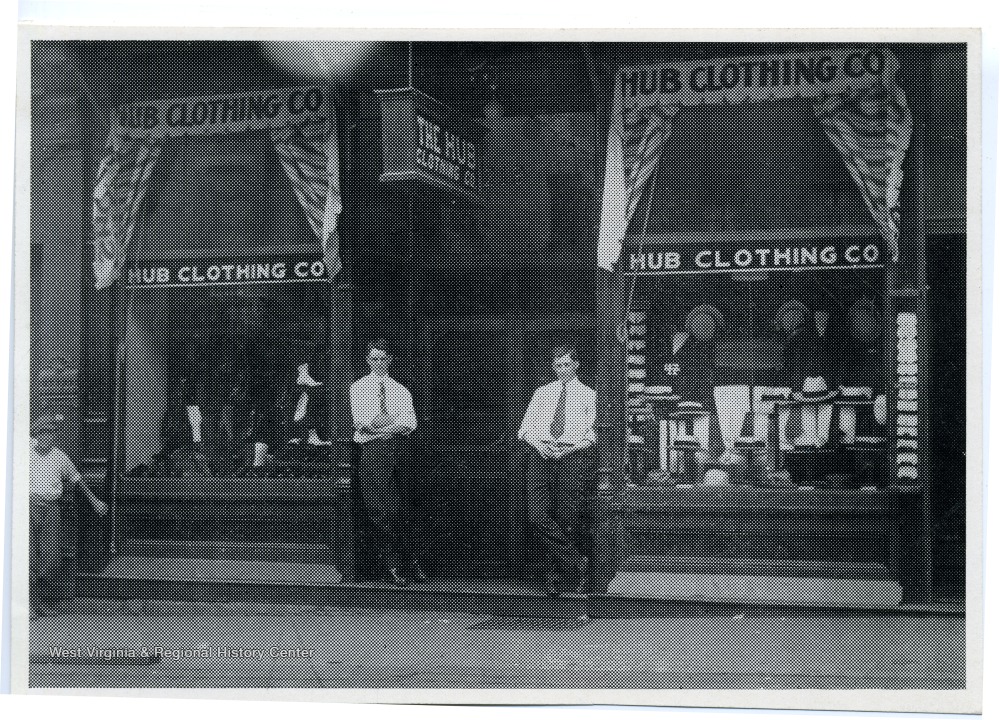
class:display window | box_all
[626,270,887,490]
[110,124,336,485]
[617,92,897,492]
[120,280,332,481]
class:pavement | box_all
[28,604,966,689]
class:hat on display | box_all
[684,304,724,335]
[671,401,710,418]
[792,376,839,403]
[31,413,63,436]
[774,299,809,332]
[764,469,796,488]
[672,437,703,449]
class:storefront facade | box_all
[28,40,966,606]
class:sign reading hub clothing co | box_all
[126,256,329,288]
[377,87,484,200]
[114,87,329,139]
[627,237,885,275]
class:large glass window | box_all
[121,280,332,480]
[627,268,887,490]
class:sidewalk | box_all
[28,605,965,689]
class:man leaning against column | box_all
[519,344,597,597]
[350,339,428,586]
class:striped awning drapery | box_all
[597,47,914,271]
[90,114,342,290]
[270,116,343,278]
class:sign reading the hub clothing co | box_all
[626,237,885,275]
[113,87,330,139]
[125,256,330,288]
[376,87,484,200]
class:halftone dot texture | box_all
[27,40,966,691]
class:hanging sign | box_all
[376,87,484,200]
[112,87,330,140]
[625,237,884,275]
[124,255,330,288]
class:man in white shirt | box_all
[519,344,597,596]
[349,339,424,586]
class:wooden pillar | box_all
[888,47,932,601]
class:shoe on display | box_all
[296,363,323,387]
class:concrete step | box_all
[607,571,904,608]
[75,559,957,618]
[620,555,893,581]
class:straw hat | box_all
[671,401,710,418]
[30,413,63,436]
[704,469,730,486]
[792,376,839,403]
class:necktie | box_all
[550,382,567,439]
[379,381,387,414]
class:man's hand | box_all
[528,439,556,458]
[367,412,393,430]
[75,477,109,516]
[547,444,576,460]
[550,441,592,459]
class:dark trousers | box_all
[356,436,413,569]
[525,447,595,576]
[29,496,63,604]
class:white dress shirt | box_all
[350,373,417,443]
[518,376,597,446]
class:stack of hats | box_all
[793,376,839,404]
[670,401,709,449]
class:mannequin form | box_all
[289,361,331,447]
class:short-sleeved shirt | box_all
[30,440,79,501]
[349,374,417,444]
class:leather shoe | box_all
[387,567,408,587]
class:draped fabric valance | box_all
[91,87,342,289]
[597,47,913,271]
